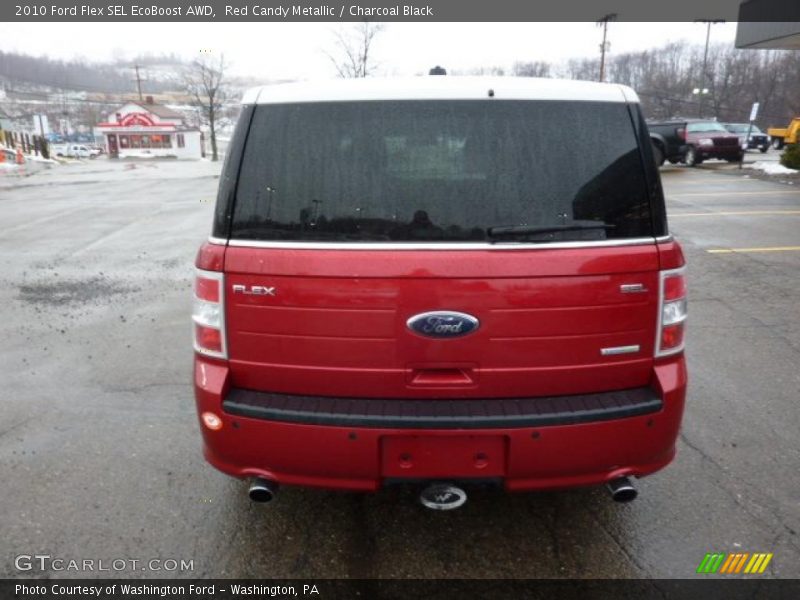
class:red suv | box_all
[193,76,687,509]
[683,120,744,165]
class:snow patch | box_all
[750,161,798,175]
[28,154,59,164]
[120,151,160,159]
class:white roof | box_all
[242,76,639,105]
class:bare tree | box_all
[459,65,506,76]
[562,57,599,81]
[512,61,551,78]
[326,22,384,78]
[468,41,800,125]
[185,53,229,161]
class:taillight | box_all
[656,268,687,357]
[677,127,686,141]
[193,269,227,358]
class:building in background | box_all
[736,2,800,48]
[94,96,204,159]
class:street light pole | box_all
[695,19,725,118]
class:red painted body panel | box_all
[381,435,508,478]
[194,354,687,491]
[195,242,225,271]
[223,244,661,398]
[657,240,685,271]
[193,238,687,492]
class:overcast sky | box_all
[1,22,739,81]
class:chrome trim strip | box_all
[620,283,648,294]
[220,237,660,251]
[207,236,228,246]
[655,234,673,243]
[601,345,641,356]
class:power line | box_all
[637,89,787,123]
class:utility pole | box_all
[597,13,617,82]
[133,65,144,102]
[61,88,69,139]
[694,19,725,118]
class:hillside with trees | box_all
[509,42,800,127]
[0,50,183,94]
[2,40,799,135]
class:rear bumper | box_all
[194,356,687,492]
[223,386,663,429]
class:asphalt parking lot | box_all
[1,157,798,579]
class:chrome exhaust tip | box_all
[248,477,278,503]
[607,476,637,503]
[419,482,467,511]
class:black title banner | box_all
[4,0,800,22]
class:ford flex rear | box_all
[193,76,687,507]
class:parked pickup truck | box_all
[722,123,770,153]
[768,118,800,149]
[52,143,100,159]
[647,121,688,166]
[648,119,743,167]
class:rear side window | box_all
[231,100,654,243]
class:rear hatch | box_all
[220,95,664,399]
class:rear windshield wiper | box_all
[487,223,615,241]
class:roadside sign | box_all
[749,102,760,122]
[739,105,760,169]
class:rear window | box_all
[231,100,654,243]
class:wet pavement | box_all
[1,157,798,579]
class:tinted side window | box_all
[232,100,653,243]
[212,104,253,239]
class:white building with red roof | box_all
[94,96,204,159]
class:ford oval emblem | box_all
[406,311,479,339]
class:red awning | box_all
[97,124,177,130]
